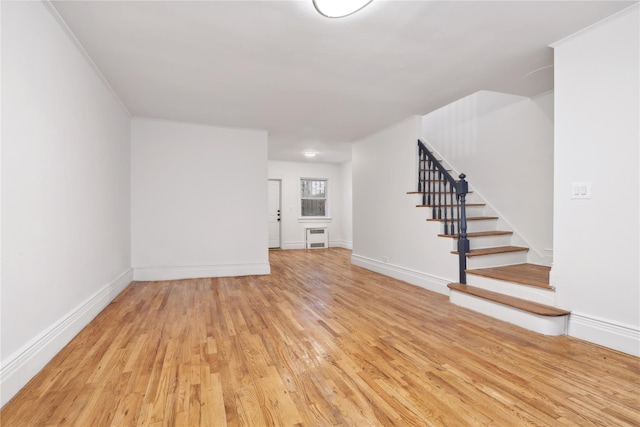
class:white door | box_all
[268,180,281,248]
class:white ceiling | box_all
[51,0,635,163]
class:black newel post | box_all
[418,146,426,206]
[456,173,470,284]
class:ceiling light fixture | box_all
[304,151,318,158]
[313,0,373,18]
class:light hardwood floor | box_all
[2,248,639,426]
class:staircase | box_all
[411,140,569,335]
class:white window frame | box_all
[298,178,331,222]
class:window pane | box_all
[301,199,326,217]
[301,180,326,198]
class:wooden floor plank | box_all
[2,248,639,426]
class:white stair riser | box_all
[449,290,568,336]
[470,234,513,250]
[465,251,528,269]
[423,205,486,219]
[465,274,556,306]
[449,234,513,251]
[443,219,498,234]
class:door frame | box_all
[268,179,282,249]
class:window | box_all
[300,178,328,217]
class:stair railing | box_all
[417,139,470,284]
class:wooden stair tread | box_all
[438,230,513,238]
[447,283,570,316]
[428,216,497,222]
[451,246,529,256]
[417,203,485,208]
[466,264,553,290]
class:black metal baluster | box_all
[449,185,455,236]
[417,147,421,193]
[437,170,442,219]
[429,159,435,218]
[443,181,449,235]
[416,140,469,284]
[419,148,426,205]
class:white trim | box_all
[133,116,267,134]
[331,240,353,250]
[280,240,351,250]
[351,254,449,295]
[41,0,131,117]
[568,312,640,357]
[550,3,639,48]
[277,242,352,250]
[0,268,133,407]
[268,178,282,250]
[282,241,306,250]
[298,217,332,223]
[133,263,270,281]
[300,177,330,218]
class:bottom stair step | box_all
[466,264,553,289]
[448,283,569,316]
[447,283,570,336]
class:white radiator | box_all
[305,227,328,249]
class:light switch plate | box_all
[571,182,591,199]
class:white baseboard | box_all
[280,241,352,250]
[568,312,640,357]
[331,240,353,250]
[133,263,271,281]
[281,241,306,250]
[351,254,449,295]
[1,268,133,407]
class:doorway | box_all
[268,179,282,248]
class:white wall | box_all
[552,5,639,356]
[131,118,269,280]
[352,116,458,294]
[1,1,132,406]
[268,160,350,249]
[422,90,555,265]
